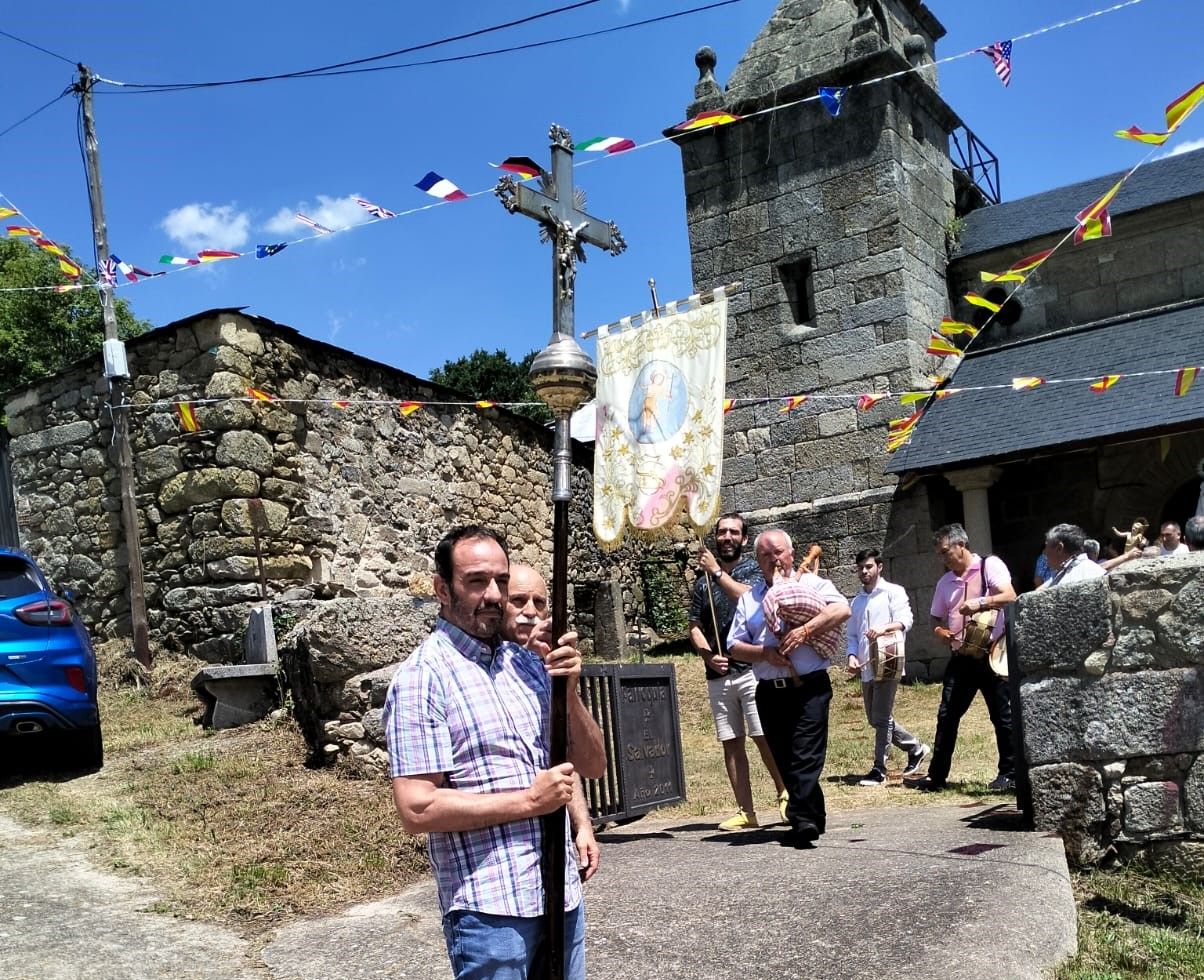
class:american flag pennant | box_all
[722,398,735,414]
[1115,81,1204,146]
[256,243,288,259]
[0,207,18,219]
[355,198,396,219]
[779,395,808,413]
[1175,366,1199,397]
[160,254,200,266]
[856,393,887,411]
[474,400,496,409]
[197,250,239,262]
[926,334,960,357]
[7,226,41,237]
[938,318,978,338]
[489,157,543,180]
[399,401,422,417]
[673,110,742,131]
[573,136,635,154]
[980,249,1054,283]
[176,402,201,433]
[964,293,1002,314]
[1012,377,1045,391]
[296,213,334,234]
[1089,374,1121,393]
[977,39,1012,87]
[247,388,275,402]
[1074,178,1125,245]
[818,87,848,118]
[415,172,468,202]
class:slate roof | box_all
[956,147,1204,259]
[884,301,1204,474]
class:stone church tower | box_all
[673,0,962,673]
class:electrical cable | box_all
[0,88,73,142]
[0,28,77,67]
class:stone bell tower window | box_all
[778,254,815,326]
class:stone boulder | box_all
[159,467,261,513]
[1013,577,1112,674]
[1029,763,1107,866]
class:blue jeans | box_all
[442,904,585,980]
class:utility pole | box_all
[76,64,151,668]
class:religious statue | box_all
[1111,517,1149,553]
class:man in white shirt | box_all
[1040,524,1107,588]
[728,529,850,846]
[1156,521,1189,556]
[845,549,928,786]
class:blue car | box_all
[0,548,102,770]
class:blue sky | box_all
[2,0,1201,382]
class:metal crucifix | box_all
[495,124,625,980]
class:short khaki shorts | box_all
[707,669,764,741]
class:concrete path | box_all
[1,803,1076,980]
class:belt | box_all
[760,677,795,689]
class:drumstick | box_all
[798,543,822,575]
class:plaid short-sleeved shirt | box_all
[383,617,582,918]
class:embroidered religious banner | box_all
[592,290,727,548]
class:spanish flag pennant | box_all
[673,109,742,131]
[980,249,1054,283]
[934,388,960,399]
[57,256,82,280]
[7,225,41,237]
[399,401,422,417]
[330,400,350,410]
[247,388,275,402]
[722,398,735,414]
[1074,178,1125,244]
[1089,374,1121,393]
[1115,81,1204,146]
[53,284,81,293]
[856,393,888,411]
[177,402,201,433]
[1175,366,1199,397]
[938,318,978,338]
[1012,376,1045,391]
[964,292,1002,314]
[888,411,922,437]
[926,334,960,357]
[779,395,808,413]
[899,391,932,407]
[34,238,66,257]
[474,400,496,409]
[0,207,18,219]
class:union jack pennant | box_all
[356,198,396,220]
[977,40,1012,87]
[101,256,117,285]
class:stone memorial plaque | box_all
[614,668,685,814]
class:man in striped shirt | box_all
[383,525,605,980]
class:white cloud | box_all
[1160,136,1204,159]
[328,312,346,342]
[160,202,251,252]
[263,193,369,236]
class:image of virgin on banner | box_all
[592,288,727,549]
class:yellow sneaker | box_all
[778,790,789,822]
[718,809,758,831]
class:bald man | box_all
[505,563,600,884]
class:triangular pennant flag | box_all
[247,388,275,402]
[1074,178,1125,244]
[57,257,82,280]
[1089,374,1121,393]
[160,254,200,266]
[1115,81,1204,146]
[415,172,468,201]
[722,398,735,414]
[779,395,808,413]
[256,243,288,259]
[888,411,922,436]
[1012,377,1045,391]
[0,207,18,219]
[574,136,635,154]
[979,249,1054,283]
[673,110,742,131]
[296,213,334,234]
[490,157,543,179]
[1174,366,1199,397]
[7,226,41,237]
[53,284,81,293]
[111,255,139,282]
[926,334,960,356]
[197,250,240,262]
[330,400,351,410]
[474,400,496,409]
[399,401,422,417]
[101,256,117,285]
[818,87,848,118]
[856,393,887,411]
[34,238,66,257]
[176,402,201,433]
[355,197,396,219]
[899,391,932,407]
[938,318,978,338]
[964,292,1002,314]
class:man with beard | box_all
[688,512,786,830]
[728,529,850,847]
[504,562,599,884]
[383,526,605,980]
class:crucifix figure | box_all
[495,124,625,980]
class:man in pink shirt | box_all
[909,523,1017,792]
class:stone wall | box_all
[4,310,660,663]
[1014,554,1204,866]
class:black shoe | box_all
[988,773,1016,792]
[907,775,947,792]
[856,769,886,787]
[780,825,820,848]
[902,743,930,776]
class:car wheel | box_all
[70,724,104,772]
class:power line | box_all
[97,0,608,92]
[0,88,73,142]
[0,28,77,67]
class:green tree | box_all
[430,348,552,423]
[0,239,150,394]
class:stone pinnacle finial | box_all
[694,45,721,101]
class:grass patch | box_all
[1057,864,1204,979]
[171,750,217,774]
